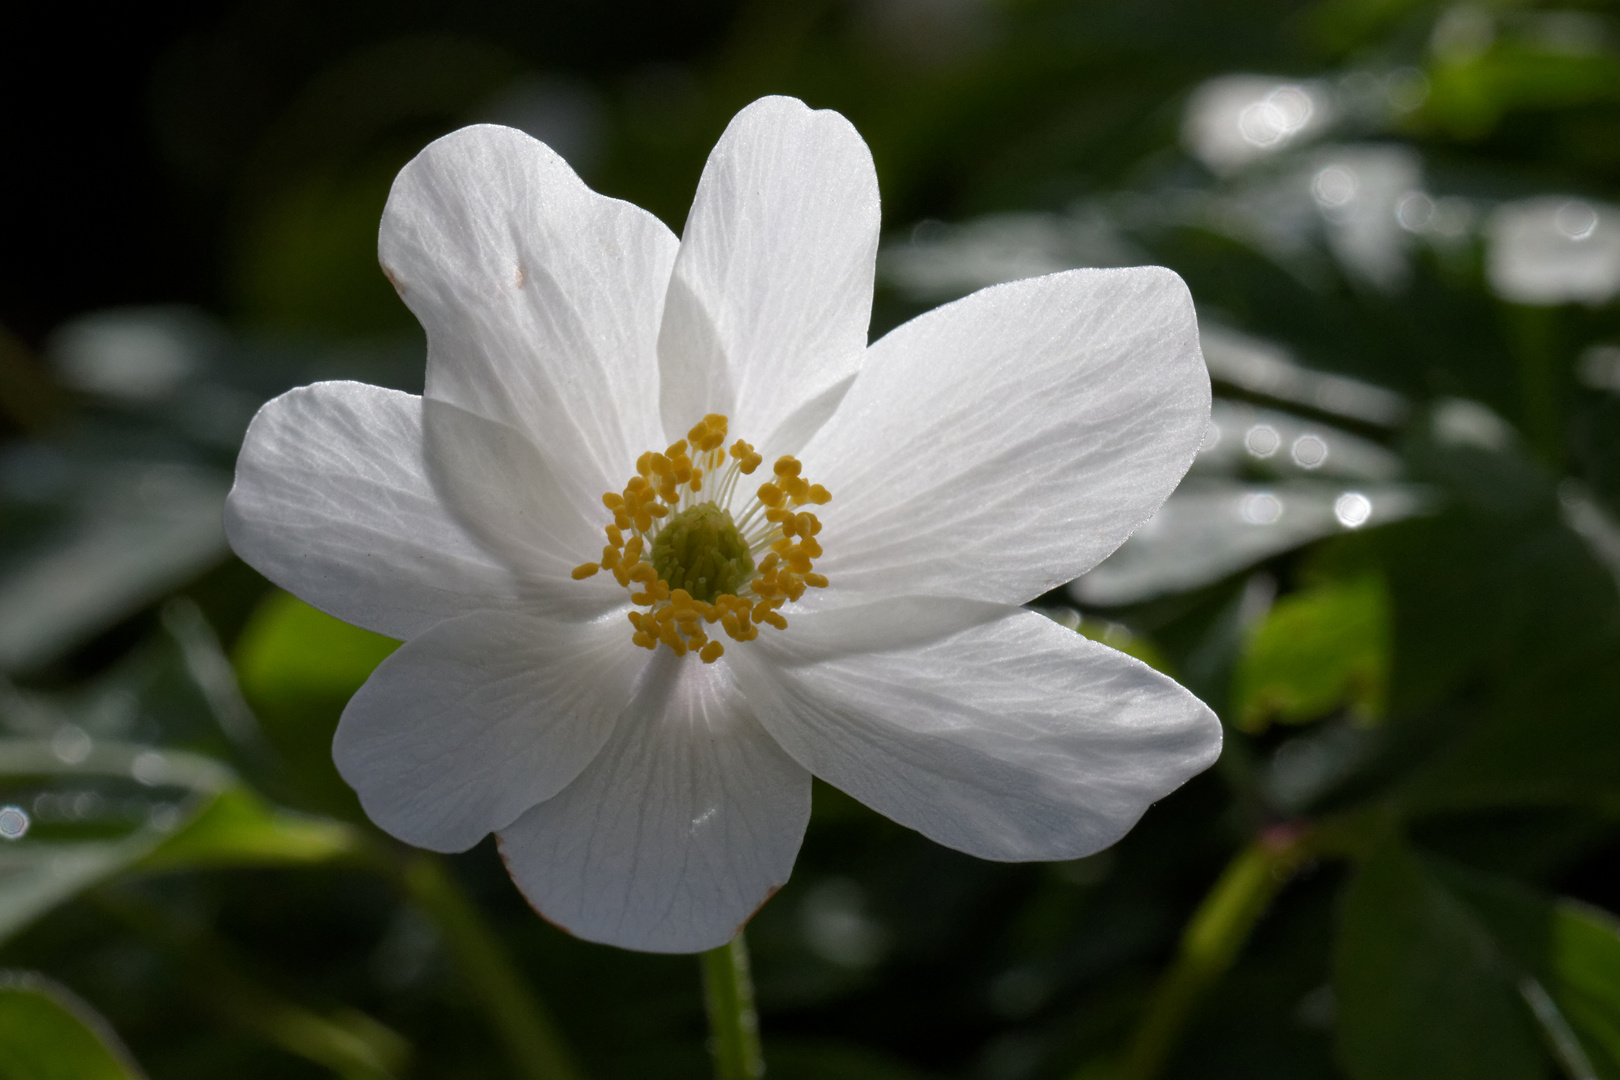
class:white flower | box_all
[225,96,1221,954]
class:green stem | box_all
[399,853,585,1080]
[1107,827,1307,1080]
[702,933,765,1080]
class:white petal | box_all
[734,609,1221,861]
[497,650,811,953]
[420,399,623,617]
[334,610,646,853]
[659,97,879,454]
[768,595,1009,663]
[225,381,517,640]
[802,267,1209,607]
[380,124,677,504]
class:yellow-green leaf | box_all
[1232,575,1389,732]
[0,972,143,1080]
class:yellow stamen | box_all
[575,414,832,659]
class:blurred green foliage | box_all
[4,0,1620,1079]
[0,973,143,1080]
[1232,575,1389,731]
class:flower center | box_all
[650,503,754,604]
[570,413,831,663]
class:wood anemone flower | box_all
[225,96,1222,954]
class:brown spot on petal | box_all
[514,265,526,289]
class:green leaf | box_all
[1363,856,1620,1080]
[0,740,361,942]
[1402,633,1620,814]
[0,839,157,952]
[0,971,144,1080]
[1334,838,1549,1080]
[1232,575,1389,732]
[234,591,399,706]
[1552,902,1620,1079]
[134,786,362,872]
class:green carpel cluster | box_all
[652,502,755,604]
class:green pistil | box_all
[651,502,755,604]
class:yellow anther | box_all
[757,482,785,509]
[572,562,600,580]
[795,513,819,536]
[690,469,703,492]
[636,452,653,476]
[800,536,823,558]
[699,641,724,664]
[807,484,831,505]
[601,545,621,570]
[606,524,624,546]
[629,563,657,584]
[623,535,644,561]
[603,492,626,510]
[760,610,788,630]
[648,503,669,518]
[803,572,829,589]
[773,457,802,478]
[633,631,658,650]
[666,440,689,459]
[614,565,631,586]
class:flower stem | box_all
[1107,827,1307,1080]
[400,853,586,1080]
[702,932,765,1080]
